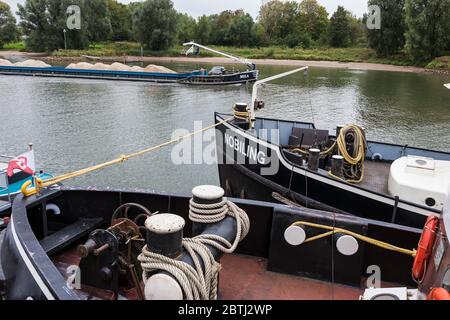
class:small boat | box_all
[0,43,258,86]
[214,67,450,229]
[1,183,440,300]
[445,83,450,89]
[0,145,52,215]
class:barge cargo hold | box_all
[0,65,258,85]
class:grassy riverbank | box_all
[2,41,449,71]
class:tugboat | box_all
[0,183,435,300]
[0,145,52,215]
[214,67,450,229]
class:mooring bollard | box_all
[331,155,344,178]
[308,148,320,171]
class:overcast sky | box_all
[5,0,368,18]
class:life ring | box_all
[412,215,440,281]
[427,288,450,300]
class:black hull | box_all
[0,187,421,299]
[215,113,437,230]
[0,67,258,85]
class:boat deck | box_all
[220,255,362,300]
[359,161,391,195]
[51,246,362,300]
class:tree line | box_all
[0,0,449,63]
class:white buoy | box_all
[284,225,306,246]
[336,235,359,256]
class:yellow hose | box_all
[290,124,367,184]
[292,221,416,257]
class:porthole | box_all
[425,197,436,207]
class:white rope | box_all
[138,199,250,300]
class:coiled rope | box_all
[21,117,233,197]
[290,124,367,183]
[138,199,250,300]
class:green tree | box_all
[227,11,255,47]
[258,0,300,46]
[131,0,178,50]
[298,0,329,41]
[107,0,131,41]
[208,10,233,45]
[405,0,450,62]
[195,15,211,44]
[348,15,367,46]
[329,6,352,47]
[0,0,17,47]
[252,22,269,47]
[177,13,196,43]
[18,0,113,51]
[367,0,405,56]
[84,0,112,42]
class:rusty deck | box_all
[52,246,362,300]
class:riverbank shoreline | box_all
[1,50,449,75]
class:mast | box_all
[183,41,255,70]
[249,66,309,128]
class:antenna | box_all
[249,66,309,128]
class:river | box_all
[0,63,449,194]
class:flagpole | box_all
[28,143,39,196]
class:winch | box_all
[77,203,153,299]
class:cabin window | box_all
[425,197,436,207]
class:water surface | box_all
[0,63,448,194]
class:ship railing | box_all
[0,171,11,210]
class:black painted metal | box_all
[146,225,184,259]
[214,112,442,229]
[0,187,423,299]
[78,229,120,295]
[40,218,103,255]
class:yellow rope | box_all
[291,141,337,157]
[289,124,366,184]
[21,117,233,197]
[233,106,251,122]
[292,221,416,257]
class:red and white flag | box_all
[7,150,35,177]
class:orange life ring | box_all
[412,215,440,281]
[427,288,450,300]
